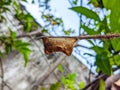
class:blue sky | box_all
[50,0,79,32]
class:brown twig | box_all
[16,31,120,40]
[38,34,120,39]
[0,77,13,90]
[0,58,4,90]
[82,66,120,90]
[82,74,106,90]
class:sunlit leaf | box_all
[57,64,64,73]
[70,6,100,21]
[67,73,76,81]
[111,38,120,51]
[79,82,85,89]
[13,40,31,66]
[113,55,120,65]
[99,79,105,90]
[103,0,120,33]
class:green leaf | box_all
[0,51,3,57]
[19,47,31,54]
[96,53,112,75]
[42,29,48,33]
[81,24,99,35]
[13,40,31,66]
[103,0,120,33]
[0,15,6,22]
[87,40,95,46]
[14,40,31,48]
[67,73,76,81]
[111,38,120,51]
[23,52,30,67]
[5,43,12,54]
[72,0,78,5]
[79,82,85,89]
[88,0,99,6]
[57,64,64,73]
[13,1,20,14]
[98,17,110,33]
[50,82,61,90]
[113,55,120,65]
[9,28,16,39]
[99,79,105,90]
[40,87,46,90]
[70,6,100,21]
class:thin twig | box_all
[79,0,82,35]
[32,55,66,88]
[68,0,73,6]
[82,66,120,90]
[0,58,4,90]
[0,77,13,90]
[0,59,13,90]
[15,31,120,40]
[35,34,120,40]
[82,74,106,90]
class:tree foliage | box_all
[71,0,120,76]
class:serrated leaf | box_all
[96,53,112,75]
[70,6,100,21]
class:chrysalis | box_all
[42,37,77,55]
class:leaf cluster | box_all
[0,0,38,66]
[71,0,120,76]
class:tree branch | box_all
[82,66,120,90]
[16,32,120,40]
[82,74,106,90]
